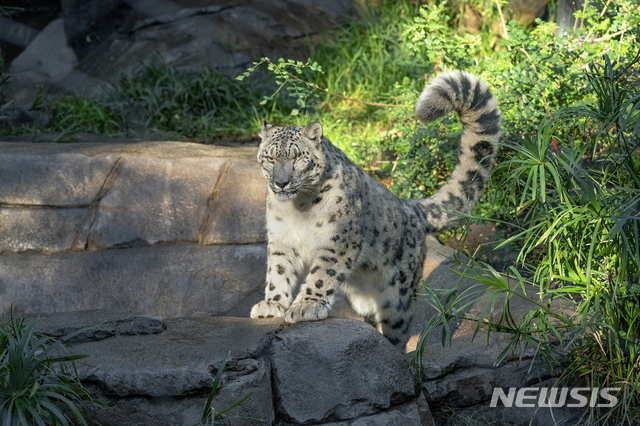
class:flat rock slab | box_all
[417,331,539,409]
[0,150,119,206]
[0,142,267,253]
[28,310,166,343]
[0,244,267,318]
[89,156,226,247]
[24,311,430,426]
[0,207,87,253]
[414,333,581,425]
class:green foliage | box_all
[196,352,259,426]
[237,57,324,117]
[386,0,640,199]
[404,2,483,71]
[51,95,120,135]
[415,52,640,424]
[0,314,98,426]
[49,64,289,141]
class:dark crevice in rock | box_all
[129,3,249,33]
[36,314,166,344]
[0,239,266,256]
[79,155,125,250]
[277,397,423,426]
[0,203,92,209]
[198,159,232,244]
[87,237,199,251]
[281,29,334,41]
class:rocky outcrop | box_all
[25,310,434,426]
[416,334,585,426]
[5,0,355,108]
[0,142,267,318]
[15,308,587,426]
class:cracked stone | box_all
[90,156,226,248]
[69,316,280,426]
[29,310,166,343]
[202,158,267,245]
[0,144,118,206]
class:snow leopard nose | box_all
[275,178,290,189]
[274,165,292,189]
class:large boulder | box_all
[16,311,434,426]
[6,0,356,106]
[8,18,77,83]
[416,318,586,425]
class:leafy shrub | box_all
[416,52,640,424]
[0,314,98,426]
[390,0,640,201]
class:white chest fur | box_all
[266,192,325,266]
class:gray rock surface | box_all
[272,318,420,424]
[0,244,266,318]
[8,18,77,82]
[60,0,128,58]
[71,0,354,79]
[0,142,267,318]
[202,158,267,244]
[76,315,281,426]
[89,156,226,247]
[416,333,583,426]
[31,310,166,343]
[0,16,40,49]
[21,311,430,426]
[0,207,86,253]
[0,148,118,206]
[7,0,355,106]
[320,400,424,426]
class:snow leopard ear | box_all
[302,121,323,146]
[260,120,273,139]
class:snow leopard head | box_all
[257,121,325,201]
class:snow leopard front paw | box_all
[284,301,329,323]
[250,300,286,319]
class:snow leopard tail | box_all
[414,70,502,233]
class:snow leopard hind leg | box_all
[358,70,503,351]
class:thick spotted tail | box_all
[414,70,502,233]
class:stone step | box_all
[0,141,267,318]
[19,311,432,426]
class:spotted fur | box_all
[250,71,502,351]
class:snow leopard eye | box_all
[265,156,275,163]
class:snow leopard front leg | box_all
[250,242,299,318]
[285,236,362,323]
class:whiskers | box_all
[296,181,319,198]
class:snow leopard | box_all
[250,70,502,351]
